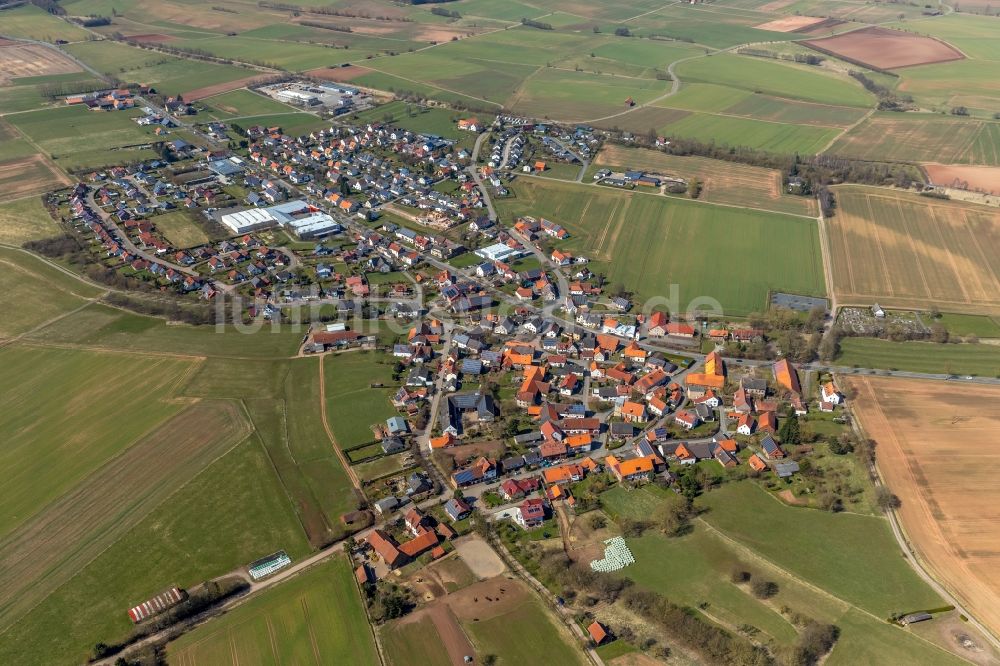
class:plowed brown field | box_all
[846,376,1000,639]
[804,26,964,70]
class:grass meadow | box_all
[200,88,296,120]
[463,596,589,666]
[168,555,378,666]
[835,339,1000,376]
[65,41,256,97]
[598,481,967,664]
[498,178,825,315]
[0,197,62,245]
[0,248,97,336]
[323,351,400,450]
[0,4,90,41]
[659,112,840,155]
[347,101,466,139]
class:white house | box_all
[821,381,842,405]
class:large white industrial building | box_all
[219,200,341,239]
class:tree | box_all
[730,566,751,583]
[750,579,778,599]
[829,433,855,455]
[929,322,949,343]
[588,513,607,530]
[655,495,691,536]
[876,487,902,511]
[688,176,702,199]
[779,413,801,445]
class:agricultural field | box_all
[0,248,97,336]
[0,155,71,203]
[835,338,1000,376]
[924,163,1000,195]
[676,54,874,107]
[0,42,82,85]
[25,302,304,357]
[0,4,90,41]
[346,101,467,140]
[0,432,309,665]
[323,351,400,450]
[498,178,825,315]
[65,40,257,98]
[0,196,62,245]
[169,555,378,666]
[200,88,296,120]
[597,481,974,664]
[828,113,1000,165]
[698,483,943,617]
[6,105,160,172]
[826,186,1000,314]
[933,312,1000,338]
[592,144,816,215]
[802,26,965,71]
[658,112,841,155]
[846,376,1000,640]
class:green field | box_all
[347,101,467,139]
[0,248,96,336]
[599,480,966,664]
[677,54,874,108]
[463,596,588,666]
[660,112,841,155]
[0,346,196,539]
[7,105,159,171]
[836,338,1000,376]
[0,4,90,41]
[26,302,304,357]
[497,178,825,315]
[201,88,296,120]
[934,312,1000,338]
[65,41,256,97]
[0,197,62,245]
[323,351,400,449]
[381,614,452,666]
[699,483,943,616]
[0,430,309,665]
[226,112,330,136]
[169,555,378,666]
[153,210,211,248]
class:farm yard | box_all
[168,555,378,666]
[498,178,825,316]
[846,376,1000,640]
[826,186,1000,315]
[591,144,817,215]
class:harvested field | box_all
[754,15,827,33]
[593,144,816,215]
[182,74,274,102]
[0,155,71,203]
[0,399,249,632]
[846,376,1000,639]
[303,65,373,83]
[803,26,964,70]
[123,33,175,43]
[924,164,1000,195]
[793,18,847,36]
[827,186,1000,314]
[0,43,81,85]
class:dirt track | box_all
[846,375,1000,639]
